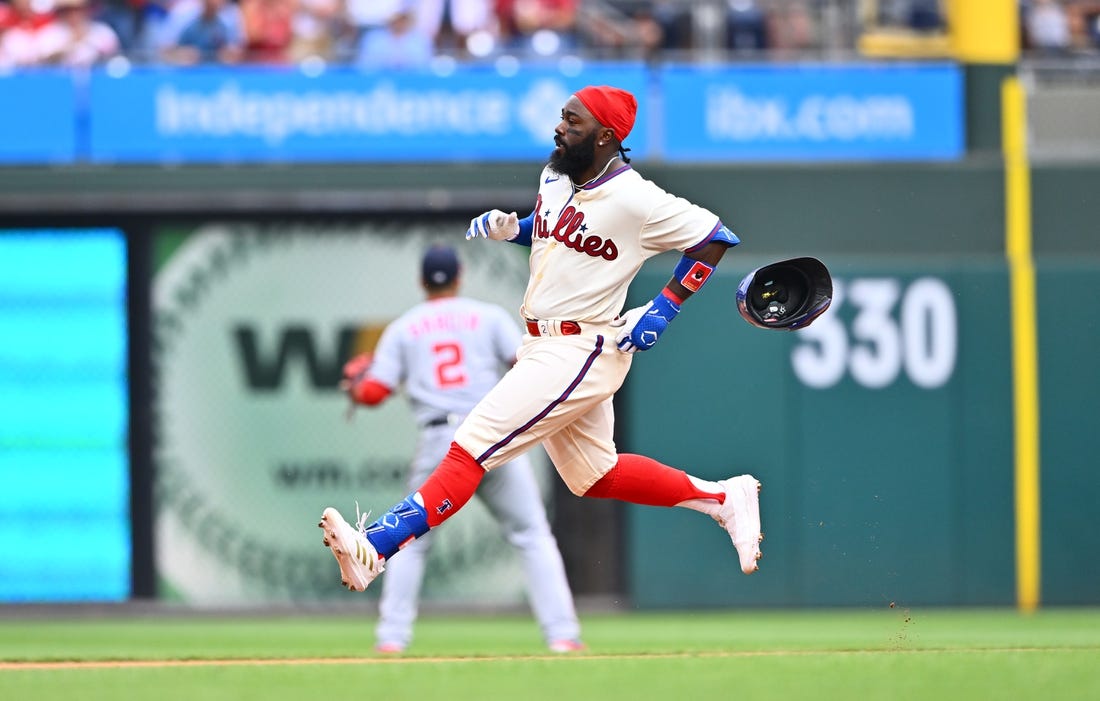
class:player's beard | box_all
[548,131,598,181]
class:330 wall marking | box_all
[792,277,957,389]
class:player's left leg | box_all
[584,454,762,574]
[478,455,583,651]
[543,400,762,574]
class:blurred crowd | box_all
[1021,0,1100,54]
[1,0,1099,70]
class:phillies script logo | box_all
[533,194,618,260]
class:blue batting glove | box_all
[610,292,681,353]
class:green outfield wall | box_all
[624,260,1017,607]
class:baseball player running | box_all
[320,84,762,605]
[341,244,583,653]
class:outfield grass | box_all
[1,608,1098,701]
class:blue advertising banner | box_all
[0,71,77,164]
[87,64,649,163]
[659,63,963,161]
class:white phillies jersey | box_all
[521,163,722,324]
[368,296,521,426]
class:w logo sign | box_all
[233,323,384,391]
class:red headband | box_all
[575,85,637,144]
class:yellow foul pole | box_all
[1002,76,1041,612]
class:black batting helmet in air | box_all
[736,257,832,330]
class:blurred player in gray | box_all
[341,243,583,654]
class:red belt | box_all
[525,319,582,336]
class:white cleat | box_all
[715,475,763,574]
[318,506,384,592]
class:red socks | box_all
[418,448,721,525]
[417,442,485,527]
[584,453,724,507]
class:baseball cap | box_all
[421,244,460,287]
